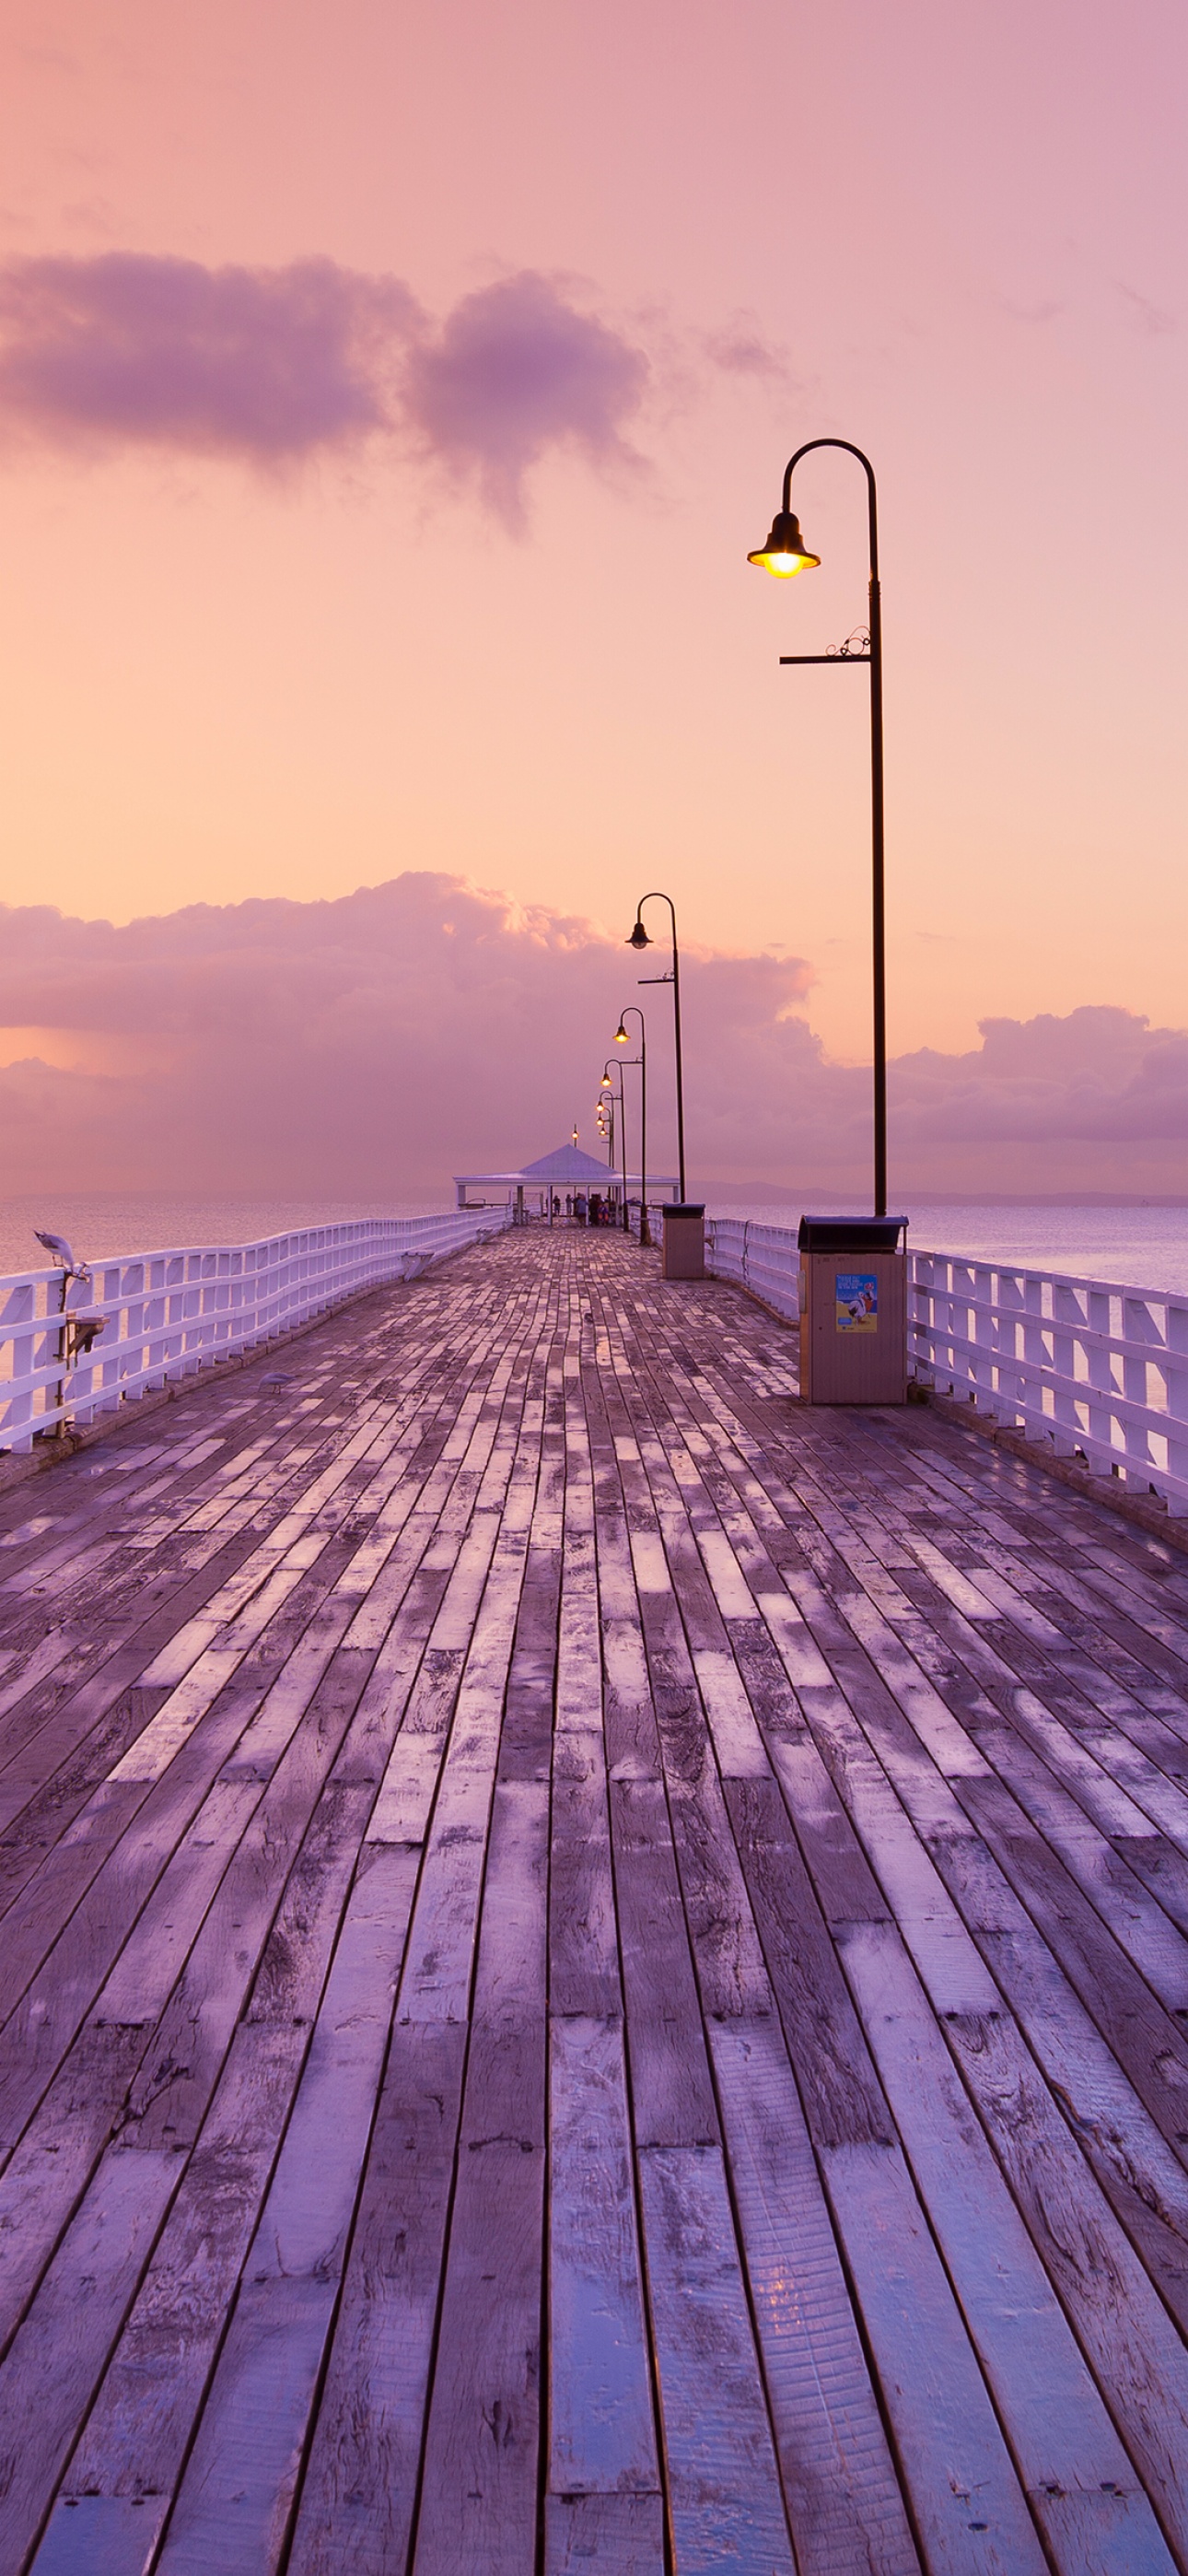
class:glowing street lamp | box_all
[626,893,686,1204]
[748,438,888,1217]
[614,1006,649,1246]
[600,1059,629,1224]
[746,510,821,578]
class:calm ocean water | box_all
[3,1189,1188,1297]
[0,1192,440,1281]
[709,1200,1188,1296]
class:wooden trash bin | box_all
[798,1215,908,1404]
[662,1203,705,1281]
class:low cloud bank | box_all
[0,254,769,524]
[0,875,1182,1204]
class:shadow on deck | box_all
[2,1229,1188,2573]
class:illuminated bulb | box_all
[747,509,821,579]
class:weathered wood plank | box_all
[609,1776,718,2148]
[543,2491,666,2573]
[410,1777,550,2574]
[285,2021,467,2576]
[548,2014,658,2502]
[549,1729,621,2018]
[708,2016,920,2576]
[637,2142,797,2571]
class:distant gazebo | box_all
[454,1142,679,1224]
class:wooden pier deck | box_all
[3,1228,1188,2573]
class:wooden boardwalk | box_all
[2,1229,1188,2572]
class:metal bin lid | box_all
[797,1214,908,1254]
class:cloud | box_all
[0,877,1182,1203]
[701,317,786,379]
[0,252,790,522]
[402,271,649,526]
[1112,279,1175,336]
[0,253,415,462]
[890,1009,1188,1147]
[0,253,654,520]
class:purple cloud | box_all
[401,271,648,523]
[0,877,1183,1201]
[0,253,650,518]
[0,253,416,461]
[702,318,786,379]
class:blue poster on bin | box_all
[835,1271,878,1333]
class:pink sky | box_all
[0,1,1184,1188]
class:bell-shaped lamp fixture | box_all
[747,509,821,579]
[614,1022,629,1043]
[627,919,650,950]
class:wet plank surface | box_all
[3,1227,1188,2572]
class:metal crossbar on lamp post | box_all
[626,893,686,1205]
[614,1007,650,1245]
[749,439,888,1219]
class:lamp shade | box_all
[627,921,650,949]
[747,509,821,579]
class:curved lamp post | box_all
[627,893,686,1204]
[749,439,887,1219]
[614,1006,649,1246]
[597,1079,616,1177]
[600,1060,629,1226]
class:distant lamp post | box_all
[600,1060,629,1224]
[749,438,887,1218]
[627,893,686,1204]
[614,1007,649,1246]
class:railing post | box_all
[1,1282,37,1451]
[1166,1300,1188,1514]
[1121,1295,1159,1483]
[1086,1288,1114,1470]
[1022,1273,1045,1432]
[996,1270,1024,1428]
[908,1251,934,1387]
[941,1258,961,1396]
[1051,1282,1082,1458]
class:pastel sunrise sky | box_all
[0,0,1184,1198]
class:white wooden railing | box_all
[0,1210,510,1453]
[910,1248,1188,1516]
[706,1217,1188,1516]
[705,1218,800,1320]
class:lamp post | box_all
[626,893,686,1205]
[600,1060,629,1227]
[614,1006,649,1246]
[597,1081,615,1173]
[748,439,887,1219]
